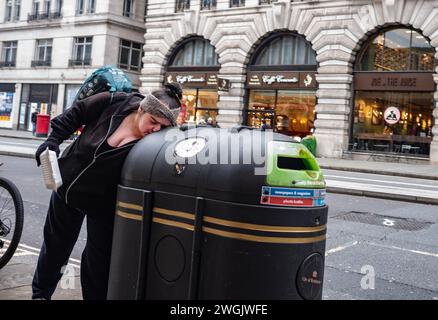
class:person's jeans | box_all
[32,192,115,300]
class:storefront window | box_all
[182,89,218,125]
[64,84,81,110]
[247,90,316,137]
[353,91,434,155]
[0,90,14,128]
[18,84,57,131]
[354,27,435,157]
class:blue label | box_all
[262,186,326,199]
[313,198,326,206]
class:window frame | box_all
[175,0,190,13]
[34,39,53,64]
[1,41,18,66]
[5,0,13,22]
[32,0,39,15]
[72,36,93,64]
[118,39,143,72]
[14,0,21,20]
[88,0,96,14]
[123,0,134,17]
[76,0,85,15]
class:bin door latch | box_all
[174,163,186,176]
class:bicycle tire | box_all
[0,177,24,269]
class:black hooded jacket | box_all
[48,91,144,212]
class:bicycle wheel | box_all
[0,177,24,269]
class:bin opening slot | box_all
[277,156,307,170]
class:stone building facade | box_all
[0,0,146,131]
[142,0,438,163]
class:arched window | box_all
[170,39,219,67]
[356,28,435,71]
[253,35,316,66]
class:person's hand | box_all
[35,139,60,167]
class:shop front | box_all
[246,72,317,137]
[164,72,219,126]
[352,27,436,157]
[18,84,58,131]
[0,83,15,129]
[164,37,220,126]
[245,33,318,138]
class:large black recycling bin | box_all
[107,127,328,300]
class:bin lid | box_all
[121,127,325,206]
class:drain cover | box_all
[333,211,432,231]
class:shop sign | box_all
[354,73,435,92]
[247,72,317,89]
[217,77,230,92]
[165,73,220,89]
[384,106,400,125]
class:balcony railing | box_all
[259,0,278,4]
[27,11,62,22]
[68,59,92,67]
[0,61,16,67]
[31,60,51,67]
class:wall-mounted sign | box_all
[217,77,231,92]
[384,106,401,125]
[165,73,219,89]
[247,72,317,89]
[354,73,435,92]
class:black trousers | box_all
[32,192,115,300]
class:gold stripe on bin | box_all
[203,227,326,244]
[116,206,326,244]
[152,217,195,232]
[153,207,195,221]
[116,210,142,221]
[203,216,326,233]
[117,201,143,212]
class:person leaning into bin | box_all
[31,83,182,300]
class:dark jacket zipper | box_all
[65,115,137,206]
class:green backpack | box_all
[75,65,132,102]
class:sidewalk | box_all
[317,157,438,181]
[0,128,47,141]
[0,247,82,300]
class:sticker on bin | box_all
[261,186,326,198]
[260,196,325,207]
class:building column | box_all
[430,74,438,164]
[216,73,245,129]
[313,72,353,158]
[12,83,22,130]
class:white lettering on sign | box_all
[176,75,205,84]
[262,75,298,85]
[384,107,401,125]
